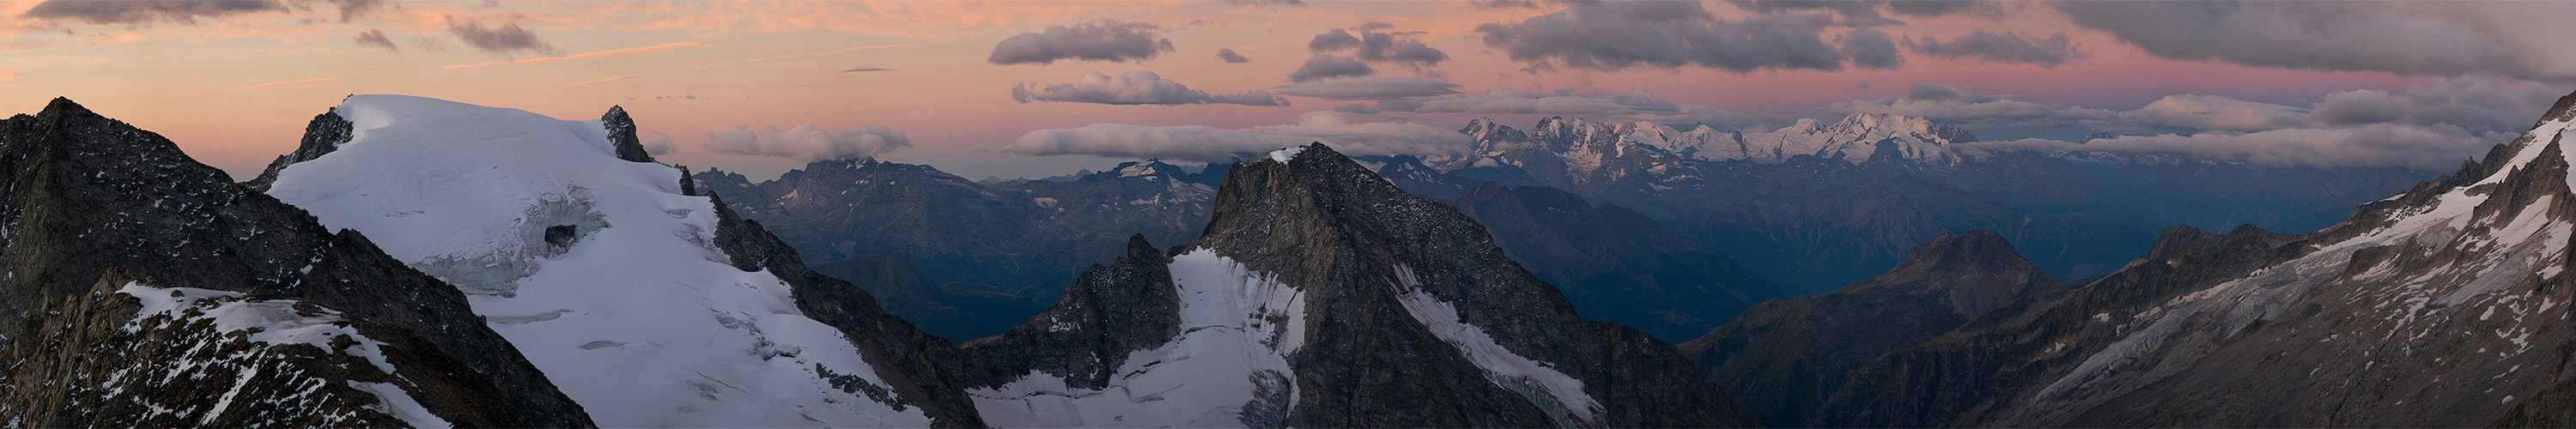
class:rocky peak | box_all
[1461,118,1525,142]
[243,107,354,190]
[1104,159,1188,180]
[1200,142,1747,427]
[1862,228,2061,317]
[959,233,1182,390]
[1531,116,1600,139]
[0,97,592,427]
[601,105,653,163]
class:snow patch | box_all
[266,95,928,427]
[969,250,1305,428]
[1268,147,1305,163]
[1390,265,1602,427]
[118,281,447,429]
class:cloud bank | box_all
[2055,2,2576,80]
[702,124,913,160]
[1012,70,1286,106]
[1473,2,1853,73]
[1289,55,1376,82]
[988,19,1173,64]
[1905,30,2078,67]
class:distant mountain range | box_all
[6,92,2561,427]
[704,111,2430,342]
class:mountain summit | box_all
[260,95,980,427]
[1805,90,2576,427]
[0,98,591,427]
[962,143,1748,427]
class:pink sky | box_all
[0,1,2488,179]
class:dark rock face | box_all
[807,255,1047,341]
[0,99,591,427]
[702,193,987,427]
[1451,183,1780,341]
[965,143,1750,427]
[244,107,353,191]
[601,106,653,163]
[1209,144,1746,427]
[1680,229,2058,427]
[957,235,1182,390]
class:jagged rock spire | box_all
[245,107,354,190]
[603,105,654,163]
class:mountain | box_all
[1678,229,2059,426]
[696,158,1217,340]
[1430,113,2427,292]
[959,144,1751,427]
[260,95,981,427]
[1803,91,2576,426]
[1451,183,1781,341]
[0,99,592,427]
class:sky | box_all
[3,0,2574,180]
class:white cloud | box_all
[702,124,911,160]
[1272,76,1461,100]
[1012,70,1285,106]
[641,130,677,155]
[2115,94,2314,133]
[1966,124,2495,170]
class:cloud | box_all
[318,0,378,21]
[21,0,283,25]
[2116,94,2313,133]
[1966,124,2494,170]
[1832,82,2113,126]
[1475,2,1854,73]
[1217,48,1250,63]
[686,44,911,69]
[1005,111,1470,162]
[2312,76,2576,135]
[1309,28,1361,51]
[1011,70,1286,106]
[0,69,21,81]
[1289,54,1376,82]
[447,17,552,55]
[1334,103,1383,114]
[1839,27,1900,69]
[1394,87,1684,118]
[702,124,912,160]
[1310,26,1449,65]
[641,131,677,156]
[1271,76,1461,100]
[353,28,398,51]
[2053,1,2576,80]
[1905,30,2078,67]
[1727,0,2002,24]
[567,74,646,87]
[1935,76,2571,169]
[443,41,704,69]
[988,19,1172,64]
[840,66,891,73]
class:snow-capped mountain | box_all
[0,99,590,427]
[1432,112,1980,192]
[1790,90,2576,426]
[959,143,1750,427]
[261,95,980,427]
